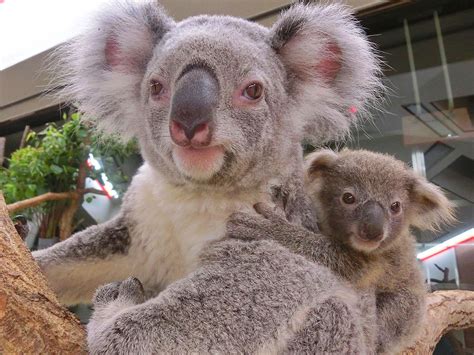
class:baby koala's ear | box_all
[408,176,456,231]
[304,149,338,181]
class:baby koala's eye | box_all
[342,192,355,204]
[150,80,164,97]
[390,201,401,214]
[243,82,263,100]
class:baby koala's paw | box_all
[226,202,288,241]
[93,281,121,306]
[117,276,146,305]
[93,277,145,311]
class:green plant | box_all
[0,112,138,240]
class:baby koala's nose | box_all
[358,201,385,241]
[359,222,384,241]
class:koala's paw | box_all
[226,202,286,241]
[93,281,121,306]
[118,276,146,304]
[93,277,145,310]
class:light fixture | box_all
[87,153,120,199]
[417,228,474,261]
[88,153,102,170]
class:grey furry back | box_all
[87,239,374,354]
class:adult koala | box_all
[34,1,381,352]
[34,2,380,353]
[34,2,379,353]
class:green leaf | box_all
[50,165,63,174]
[85,196,93,203]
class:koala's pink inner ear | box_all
[278,33,343,84]
[315,41,342,83]
[105,37,121,67]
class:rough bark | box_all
[401,290,474,354]
[0,193,86,354]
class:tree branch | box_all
[6,188,108,213]
[401,290,474,354]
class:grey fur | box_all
[228,149,456,354]
[35,1,382,352]
[87,240,373,354]
[34,213,132,305]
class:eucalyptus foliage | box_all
[0,112,138,237]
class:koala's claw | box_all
[93,277,145,308]
[253,202,286,221]
[119,277,146,304]
[93,281,121,306]
[227,209,274,241]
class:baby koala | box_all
[227,149,456,354]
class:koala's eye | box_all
[243,83,263,100]
[342,192,355,204]
[150,80,164,97]
[390,201,401,214]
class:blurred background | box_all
[1,0,473,353]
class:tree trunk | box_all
[59,159,88,241]
[401,290,474,354]
[0,193,86,354]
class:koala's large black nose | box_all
[170,67,218,146]
[358,201,385,241]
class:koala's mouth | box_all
[350,234,383,253]
[172,145,226,180]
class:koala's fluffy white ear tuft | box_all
[270,4,383,143]
[304,149,338,181]
[51,1,174,139]
[409,176,456,231]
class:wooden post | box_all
[0,137,5,166]
[0,193,86,354]
[19,125,31,149]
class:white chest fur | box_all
[126,164,268,291]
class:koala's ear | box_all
[304,149,338,181]
[408,176,456,231]
[269,4,382,143]
[52,1,174,139]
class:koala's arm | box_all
[226,202,359,280]
[86,239,371,354]
[375,285,426,354]
[32,213,133,305]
